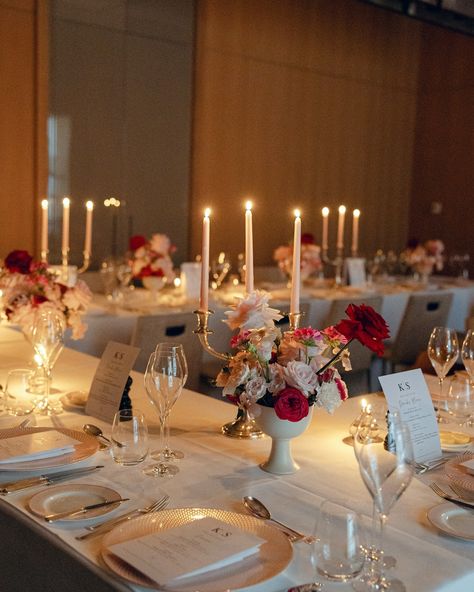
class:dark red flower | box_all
[32,295,48,306]
[335,303,390,356]
[4,250,33,274]
[129,235,147,251]
[274,387,309,422]
[301,233,315,245]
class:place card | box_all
[109,516,264,585]
[343,257,366,286]
[86,341,140,423]
[0,430,80,464]
[378,369,442,463]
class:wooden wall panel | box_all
[190,0,422,264]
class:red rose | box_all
[335,303,390,356]
[274,387,309,422]
[301,233,315,245]
[129,235,147,251]
[4,250,33,274]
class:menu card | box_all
[343,258,366,286]
[109,517,264,585]
[0,430,80,464]
[378,369,442,463]
[86,341,140,423]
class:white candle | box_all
[290,209,301,314]
[245,200,254,293]
[322,207,329,250]
[336,205,346,250]
[200,208,211,311]
[84,201,94,256]
[62,197,70,254]
[40,199,48,259]
[352,209,360,255]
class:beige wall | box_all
[0,0,48,257]
[190,0,422,265]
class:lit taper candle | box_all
[352,209,360,256]
[200,208,211,311]
[41,199,48,261]
[322,207,329,251]
[245,200,254,293]
[290,209,301,314]
[84,201,94,256]
[62,197,70,256]
[336,205,346,250]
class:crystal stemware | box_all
[461,329,474,385]
[353,412,414,592]
[31,309,65,415]
[143,343,187,477]
[446,375,473,427]
[427,327,459,423]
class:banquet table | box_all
[2,324,473,592]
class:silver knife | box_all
[45,498,129,522]
[0,465,104,495]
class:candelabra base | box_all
[221,407,263,439]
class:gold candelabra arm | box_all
[193,309,229,361]
[288,311,303,331]
[40,250,49,264]
[78,251,91,274]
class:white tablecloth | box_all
[0,325,473,591]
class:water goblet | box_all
[353,412,414,592]
[31,309,65,415]
[143,343,187,477]
[427,327,459,423]
[4,369,36,416]
[111,410,149,466]
[461,330,474,384]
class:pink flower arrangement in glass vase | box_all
[401,239,445,277]
[128,233,175,282]
[215,291,389,421]
[273,233,322,280]
[0,250,92,339]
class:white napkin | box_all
[0,430,79,464]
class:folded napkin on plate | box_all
[108,516,264,585]
[0,430,80,464]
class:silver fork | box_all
[449,482,474,501]
[429,482,474,509]
[75,494,170,541]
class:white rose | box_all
[245,376,267,403]
[316,380,344,414]
[224,290,282,331]
[283,361,318,396]
[150,234,171,255]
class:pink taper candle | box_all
[245,201,254,293]
[322,207,329,250]
[352,209,360,255]
[336,205,346,250]
[62,197,70,254]
[41,199,48,260]
[290,209,301,314]
[84,201,94,256]
[200,208,211,311]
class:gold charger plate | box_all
[101,507,293,591]
[0,426,99,471]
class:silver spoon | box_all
[243,496,310,541]
[83,424,123,447]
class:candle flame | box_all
[322,207,329,217]
[62,197,70,208]
[173,277,181,288]
[245,200,252,211]
[86,200,94,211]
[204,207,211,218]
[338,205,346,214]
[361,398,367,410]
[104,197,121,207]
[41,199,48,209]
[294,208,301,218]
[353,208,361,218]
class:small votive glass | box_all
[111,410,149,466]
[5,369,36,416]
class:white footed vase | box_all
[142,276,166,300]
[255,406,313,475]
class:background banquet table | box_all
[0,325,473,592]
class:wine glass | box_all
[353,412,414,592]
[446,375,474,427]
[143,343,187,477]
[31,309,65,415]
[427,327,459,423]
[461,330,474,385]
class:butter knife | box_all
[45,498,129,522]
[0,465,104,495]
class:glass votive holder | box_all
[5,369,36,416]
[111,410,149,466]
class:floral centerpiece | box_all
[128,233,175,282]
[0,250,92,339]
[215,291,389,421]
[401,239,445,278]
[273,233,322,280]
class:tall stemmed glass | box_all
[353,412,414,592]
[31,309,65,415]
[461,330,474,384]
[427,327,459,423]
[143,343,187,477]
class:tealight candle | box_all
[200,208,211,311]
[245,201,254,293]
[290,209,301,315]
[322,207,329,251]
[336,205,346,250]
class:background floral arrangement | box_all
[401,239,445,277]
[216,291,389,421]
[0,250,92,339]
[128,233,175,281]
[273,233,322,280]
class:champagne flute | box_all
[461,330,474,385]
[31,309,65,415]
[353,412,414,592]
[143,343,187,477]
[427,327,459,423]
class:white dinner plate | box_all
[29,484,122,523]
[427,502,474,541]
[0,427,98,472]
[445,452,474,494]
[60,391,88,412]
[101,508,293,591]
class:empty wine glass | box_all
[427,327,459,423]
[31,309,65,415]
[446,375,474,427]
[461,330,474,385]
[211,252,231,289]
[353,412,414,592]
[143,343,187,477]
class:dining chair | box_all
[383,291,454,373]
[130,312,202,390]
